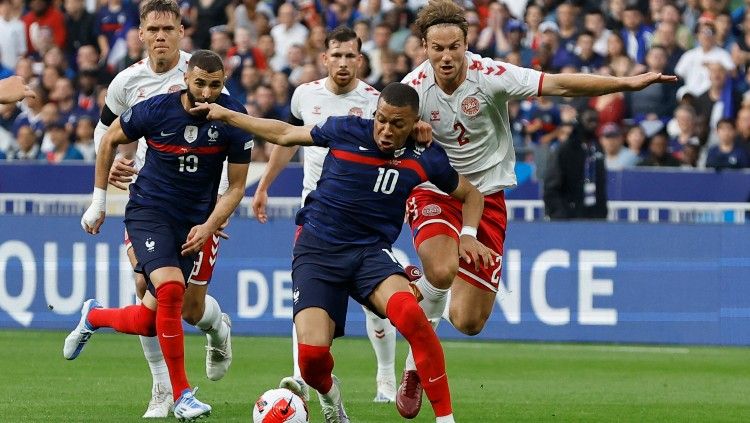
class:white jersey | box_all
[290,78,380,200]
[95,50,231,194]
[403,52,542,194]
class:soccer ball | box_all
[252,388,309,423]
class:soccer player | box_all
[92,0,234,416]
[67,50,252,420]
[395,0,679,417]
[0,76,35,103]
[252,25,399,403]
[193,82,495,423]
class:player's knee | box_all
[134,273,147,300]
[450,312,489,336]
[423,261,458,289]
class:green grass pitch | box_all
[1,330,749,422]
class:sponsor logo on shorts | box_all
[421,204,442,217]
[461,96,480,117]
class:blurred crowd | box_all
[0,0,750,171]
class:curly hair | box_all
[415,0,469,41]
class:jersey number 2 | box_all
[454,122,469,146]
[178,155,198,172]
[373,167,399,194]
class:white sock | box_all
[405,277,448,372]
[320,377,341,403]
[441,289,455,327]
[195,295,228,347]
[362,305,395,378]
[139,335,170,393]
[292,323,302,379]
[436,414,455,423]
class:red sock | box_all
[87,304,156,336]
[387,291,452,417]
[297,343,334,394]
[155,281,189,401]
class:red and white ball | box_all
[252,388,309,423]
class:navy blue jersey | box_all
[120,92,253,224]
[297,115,459,245]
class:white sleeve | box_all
[481,58,542,100]
[105,74,130,116]
[290,86,303,120]
[217,160,229,196]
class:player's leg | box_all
[128,237,174,418]
[368,274,454,422]
[445,191,507,335]
[361,304,396,402]
[182,234,233,381]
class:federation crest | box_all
[348,107,363,117]
[207,126,219,143]
[184,125,198,143]
[461,96,480,117]
[422,204,442,217]
[167,84,182,93]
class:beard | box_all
[187,89,209,118]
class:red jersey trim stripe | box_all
[537,72,545,97]
[147,139,227,155]
[331,149,428,181]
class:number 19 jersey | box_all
[403,52,543,194]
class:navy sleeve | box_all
[223,98,253,164]
[309,116,348,148]
[423,144,460,194]
[119,100,152,141]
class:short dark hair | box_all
[139,0,180,23]
[415,0,468,41]
[188,50,224,73]
[325,25,361,52]
[717,117,735,129]
[379,83,419,113]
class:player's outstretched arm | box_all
[448,176,499,271]
[252,144,300,224]
[0,76,35,104]
[540,72,678,97]
[191,102,315,147]
[81,118,136,234]
[182,162,250,256]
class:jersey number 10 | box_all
[373,167,400,194]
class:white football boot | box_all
[373,374,397,403]
[63,299,100,360]
[279,376,311,402]
[173,387,211,421]
[318,375,349,423]
[142,382,174,418]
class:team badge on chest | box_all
[184,125,198,143]
[461,96,480,117]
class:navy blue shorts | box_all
[124,203,197,294]
[292,228,406,338]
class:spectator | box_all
[705,118,750,170]
[604,0,625,31]
[325,0,362,32]
[652,21,686,75]
[589,66,626,132]
[668,104,700,159]
[116,28,144,73]
[639,131,681,167]
[624,124,649,161]
[63,0,96,71]
[269,71,291,114]
[658,3,693,50]
[232,0,274,42]
[75,69,99,115]
[305,24,327,58]
[584,9,612,57]
[0,0,27,70]
[40,121,82,163]
[605,31,628,65]
[543,108,608,220]
[282,44,305,80]
[366,22,392,83]
[674,20,734,99]
[48,77,79,127]
[270,3,308,71]
[555,2,579,54]
[621,6,653,65]
[208,25,233,58]
[73,114,95,161]
[523,3,544,50]
[714,11,734,49]
[573,30,604,73]
[190,0,233,49]
[14,57,34,84]
[735,106,750,149]
[693,61,740,146]
[680,137,702,168]
[373,50,400,91]
[22,0,67,56]
[626,45,678,122]
[600,122,638,170]
[251,84,285,121]
[6,124,40,160]
[475,1,511,57]
[537,21,574,72]
[354,18,372,52]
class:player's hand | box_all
[411,120,433,146]
[81,203,105,235]
[182,224,213,256]
[215,218,230,240]
[458,235,500,271]
[626,72,679,90]
[252,189,269,223]
[191,102,230,121]
[2,76,35,103]
[109,157,137,190]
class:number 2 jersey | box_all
[119,91,253,224]
[297,116,459,246]
[403,52,543,194]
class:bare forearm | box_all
[205,185,244,231]
[95,138,117,189]
[460,188,484,229]
[257,144,300,191]
[225,111,298,146]
[543,73,632,97]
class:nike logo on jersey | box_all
[358,146,369,151]
[160,131,176,136]
[428,373,446,383]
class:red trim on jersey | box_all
[330,149,428,181]
[146,139,227,155]
[537,72,545,96]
